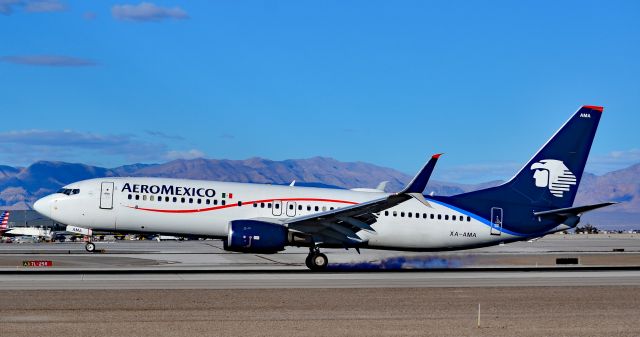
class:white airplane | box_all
[0,210,58,241]
[33,106,614,270]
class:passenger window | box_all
[214,199,218,205]
[393,211,397,217]
[437,214,441,220]
[430,214,434,219]
[222,193,226,198]
[173,197,177,202]
[330,207,334,210]
[423,213,427,219]
[445,215,449,220]
[267,203,272,208]
[135,195,140,200]
[322,206,327,211]
[197,199,202,204]
[408,212,412,218]
[298,205,302,211]
[467,216,471,222]
[452,215,456,221]
[274,203,279,209]
[401,212,405,217]
[385,211,389,216]
[307,205,311,211]
[128,194,132,200]
[165,196,169,202]
[315,206,319,211]
[206,199,210,205]
[150,196,154,201]
[181,197,185,203]
[238,201,242,207]
[289,204,294,210]
[189,198,193,203]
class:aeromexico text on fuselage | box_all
[122,183,217,198]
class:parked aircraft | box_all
[0,211,53,241]
[33,106,613,270]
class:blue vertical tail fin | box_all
[504,105,602,209]
[444,105,604,236]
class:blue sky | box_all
[0,1,638,183]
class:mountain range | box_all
[0,157,637,228]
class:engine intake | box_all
[224,220,288,253]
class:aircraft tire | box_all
[85,242,96,253]
[308,253,328,271]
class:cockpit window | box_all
[56,188,80,195]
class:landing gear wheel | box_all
[85,242,96,253]
[307,253,328,271]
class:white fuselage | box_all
[34,177,515,251]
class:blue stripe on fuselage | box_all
[424,197,542,237]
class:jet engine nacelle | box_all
[224,220,288,253]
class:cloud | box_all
[146,130,184,141]
[433,162,521,184]
[0,0,65,15]
[586,149,640,174]
[0,0,22,14]
[112,2,188,22]
[0,129,209,166]
[0,55,96,67]
[25,0,65,12]
[165,149,205,160]
[82,11,96,20]
[431,149,640,184]
[0,130,168,165]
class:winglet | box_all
[399,154,443,194]
[376,181,389,192]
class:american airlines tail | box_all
[0,211,9,232]
[442,105,610,236]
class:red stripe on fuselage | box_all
[126,197,359,214]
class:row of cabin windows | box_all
[250,203,336,212]
[126,195,468,221]
[384,210,471,222]
[127,194,226,206]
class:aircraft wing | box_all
[284,154,442,245]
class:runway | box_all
[1,269,640,290]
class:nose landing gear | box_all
[305,246,328,271]
[85,241,96,253]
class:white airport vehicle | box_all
[32,106,614,270]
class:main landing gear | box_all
[305,246,328,271]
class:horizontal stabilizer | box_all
[534,202,617,218]
[400,154,442,194]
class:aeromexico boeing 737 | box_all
[33,106,614,270]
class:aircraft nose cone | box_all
[33,197,50,218]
